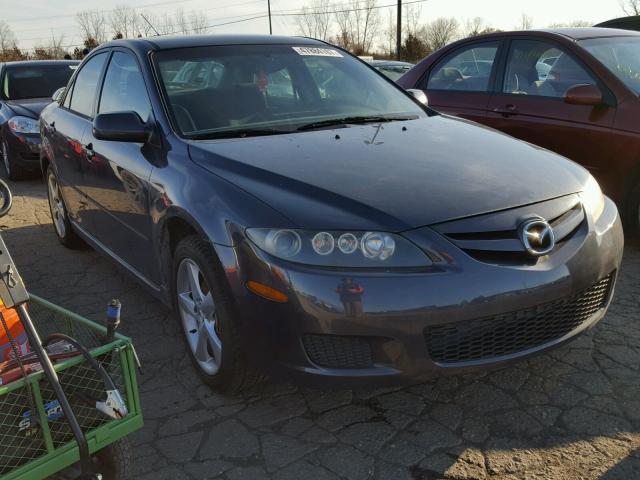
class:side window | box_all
[503,40,596,98]
[99,52,151,122]
[427,42,499,92]
[62,81,73,108]
[69,53,107,117]
[265,69,295,100]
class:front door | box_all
[80,50,159,283]
[421,41,502,122]
[485,38,615,177]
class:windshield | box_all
[581,37,640,95]
[2,64,76,100]
[154,44,425,139]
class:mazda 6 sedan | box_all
[40,35,623,392]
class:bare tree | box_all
[295,0,332,41]
[189,10,208,34]
[464,17,486,37]
[620,0,640,15]
[76,10,108,44]
[110,5,140,39]
[404,3,422,37]
[422,17,459,51]
[516,13,534,30]
[0,21,17,57]
[382,10,396,56]
[548,20,591,28]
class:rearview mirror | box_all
[406,89,428,106]
[52,87,65,103]
[93,112,150,143]
[564,84,602,106]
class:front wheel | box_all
[172,235,263,393]
[46,166,85,249]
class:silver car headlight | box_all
[581,175,605,221]
[246,228,432,267]
[8,116,39,134]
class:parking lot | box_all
[3,178,639,480]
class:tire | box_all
[93,438,133,480]
[1,135,31,181]
[172,235,263,393]
[46,165,86,249]
[627,181,640,237]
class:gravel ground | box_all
[3,179,639,480]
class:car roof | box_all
[535,27,640,39]
[94,34,326,53]
[0,60,80,67]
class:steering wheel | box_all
[0,179,13,218]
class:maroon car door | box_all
[419,41,502,122]
[485,38,615,176]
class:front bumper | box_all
[224,197,624,388]
[4,129,41,169]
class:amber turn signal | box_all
[246,281,289,303]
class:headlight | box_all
[246,228,432,267]
[581,175,605,220]
[8,116,39,134]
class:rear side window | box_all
[69,52,107,117]
[502,40,596,98]
[427,42,499,92]
[99,52,151,122]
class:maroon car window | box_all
[427,42,499,92]
[503,40,596,98]
[69,52,108,117]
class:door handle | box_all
[82,143,95,160]
[492,104,519,116]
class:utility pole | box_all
[268,0,273,34]
[396,0,402,60]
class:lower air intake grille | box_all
[19,151,40,162]
[303,334,374,369]
[425,273,614,364]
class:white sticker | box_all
[292,46,343,57]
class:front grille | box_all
[425,273,614,364]
[433,195,585,265]
[303,334,374,369]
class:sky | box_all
[1,0,629,53]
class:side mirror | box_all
[52,87,65,103]
[407,89,428,106]
[93,111,150,143]
[564,84,602,106]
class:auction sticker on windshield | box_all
[292,47,343,57]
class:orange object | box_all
[0,300,30,362]
[246,281,289,303]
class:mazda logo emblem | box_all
[519,218,555,256]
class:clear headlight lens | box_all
[581,175,605,220]
[8,116,39,134]
[246,229,432,267]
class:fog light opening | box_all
[246,281,289,303]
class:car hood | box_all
[3,98,50,118]
[188,115,589,231]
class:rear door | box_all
[485,38,615,174]
[50,52,109,227]
[80,49,159,283]
[419,40,503,122]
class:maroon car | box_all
[398,28,640,233]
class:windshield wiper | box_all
[297,114,418,131]
[189,128,291,140]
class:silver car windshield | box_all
[581,36,640,95]
[154,44,425,139]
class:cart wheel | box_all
[51,437,133,480]
[92,438,133,480]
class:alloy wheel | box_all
[176,258,222,375]
[47,173,66,238]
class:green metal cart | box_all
[0,294,143,480]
